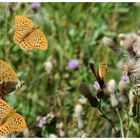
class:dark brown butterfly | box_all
[89,60,108,98]
[90,60,108,89]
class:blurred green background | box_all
[0,2,140,137]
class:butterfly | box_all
[0,99,27,136]
[0,60,24,99]
[13,15,48,51]
[89,59,108,90]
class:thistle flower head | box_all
[32,2,41,10]
[68,59,79,70]
[93,82,100,91]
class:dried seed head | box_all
[110,93,118,107]
[118,33,136,50]
[107,79,116,93]
[121,59,137,75]
[102,37,115,48]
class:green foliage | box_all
[0,2,140,137]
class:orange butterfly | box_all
[0,99,27,136]
[90,59,108,90]
[14,15,48,51]
[0,60,24,99]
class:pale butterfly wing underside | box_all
[99,60,108,81]
[0,99,26,136]
[14,15,48,51]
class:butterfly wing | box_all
[99,60,108,81]
[0,60,19,81]
[0,113,26,136]
[89,63,100,82]
[14,15,34,44]
[19,28,48,51]
[0,99,15,125]
[0,81,24,98]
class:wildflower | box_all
[32,2,41,10]
[68,59,79,70]
[93,82,100,91]
[121,75,129,83]
[38,116,47,128]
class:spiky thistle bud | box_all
[102,36,119,55]
[110,93,118,107]
[107,79,116,93]
[118,75,129,104]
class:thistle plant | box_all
[79,32,140,137]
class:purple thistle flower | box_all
[32,2,41,10]
[93,82,100,91]
[121,75,129,82]
[68,59,79,70]
[38,116,47,128]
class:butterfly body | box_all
[14,15,48,51]
[0,99,26,136]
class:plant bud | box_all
[75,103,83,129]
[110,93,118,107]
[44,60,53,74]
[79,83,99,108]
[107,79,116,93]
[102,37,115,48]
[75,103,83,118]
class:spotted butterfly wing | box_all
[0,60,24,99]
[0,60,19,81]
[14,15,48,51]
[0,99,26,136]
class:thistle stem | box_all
[116,108,124,138]
[98,107,118,134]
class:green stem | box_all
[116,108,124,138]
[98,107,118,134]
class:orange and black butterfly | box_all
[89,60,108,98]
